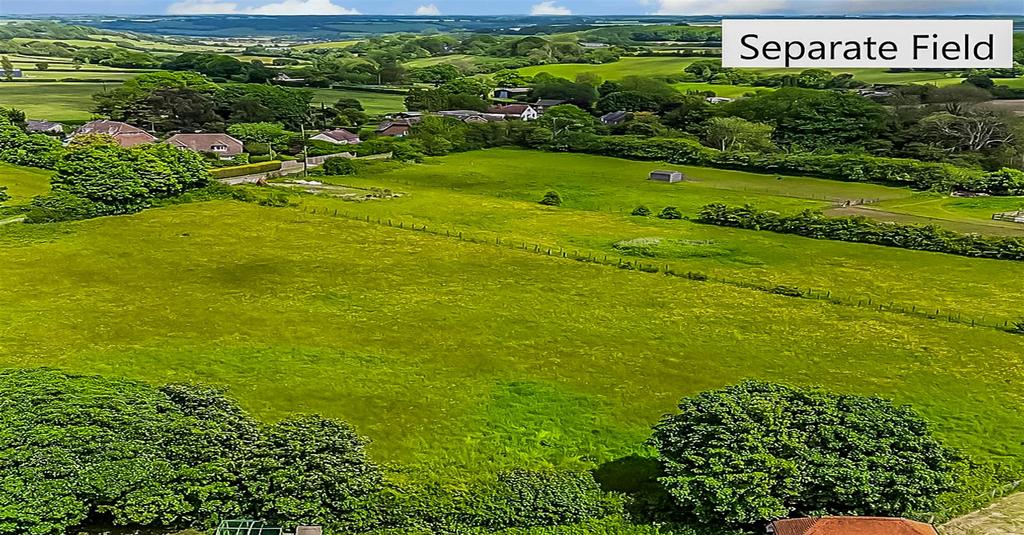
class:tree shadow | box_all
[592,454,681,524]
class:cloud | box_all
[167,0,359,15]
[530,1,571,15]
[654,0,1020,15]
[414,3,440,15]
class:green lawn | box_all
[0,163,50,203]
[310,88,406,116]
[0,82,106,122]
[292,39,362,51]
[2,198,1024,488]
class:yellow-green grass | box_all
[0,163,50,203]
[876,194,1024,224]
[87,34,234,53]
[10,37,118,48]
[0,82,104,122]
[302,149,1024,325]
[517,56,704,81]
[310,88,406,116]
[292,39,361,51]
[13,71,145,81]
[2,200,1024,480]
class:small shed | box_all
[650,170,684,183]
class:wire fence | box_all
[298,204,1022,335]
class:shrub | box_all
[209,161,283,180]
[769,285,803,297]
[657,206,682,220]
[468,470,624,530]
[613,237,661,257]
[250,155,273,163]
[322,156,358,176]
[631,205,651,216]
[697,203,1024,262]
[650,381,959,527]
[23,192,110,223]
[539,191,562,206]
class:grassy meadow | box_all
[0,82,105,121]
[1,197,1024,483]
[517,56,703,80]
[0,163,50,203]
[310,88,407,116]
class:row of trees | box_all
[0,368,962,534]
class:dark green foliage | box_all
[322,156,358,176]
[23,192,108,223]
[768,285,803,297]
[467,470,624,530]
[242,416,388,531]
[539,190,562,206]
[697,203,1024,262]
[657,206,681,220]
[0,185,7,204]
[51,138,210,214]
[650,381,959,526]
[630,205,651,216]
[0,116,64,169]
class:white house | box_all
[486,104,539,121]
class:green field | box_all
[310,88,406,116]
[3,149,1024,499]
[292,39,362,51]
[673,82,771,97]
[0,82,104,121]
[0,163,50,203]
[517,56,703,80]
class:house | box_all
[600,111,630,125]
[493,87,531,99]
[376,119,413,137]
[0,69,23,78]
[273,73,305,83]
[25,120,63,134]
[71,120,156,148]
[438,110,505,123]
[766,516,938,535]
[580,42,611,48]
[310,129,361,145]
[534,99,567,113]
[486,104,538,121]
[166,133,244,158]
[649,170,684,183]
[705,96,734,104]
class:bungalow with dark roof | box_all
[310,129,361,145]
[486,104,538,121]
[600,111,630,125]
[166,133,245,159]
[767,517,938,535]
[71,120,156,148]
[534,99,567,113]
[376,119,413,137]
[493,87,531,99]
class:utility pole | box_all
[300,123,309,178]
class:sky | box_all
[0,0,1020,16]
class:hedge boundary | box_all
[210,160,282,179]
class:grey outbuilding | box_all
[649,170,684,183]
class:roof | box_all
[495,87,530,92]
[651,170,681,175]
[376,120,412,132]
[166,133,243,152]
[600,111,630,124]
[535,99,567,107]
[26,119,63,131]
[314,129,360,142]
[488,104,533,115]
[74,120,156,147]
[769,517,938,535]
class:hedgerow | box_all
[696,203,1024,261]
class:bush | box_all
[650,381,959,527]
[250,155,273,163]
[469,470,624,529]
[697,203,1024,262]
[657,206,682,220]
[322,156,358,176]
[769,285,803,297]
[539,191,562,206]
[210,161,283,180]
[630,205,651,216]
[23,192,110,223]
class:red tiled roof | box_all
[74,120,156,147]
[488,104,532,115]
[770,517,938,535]
[166,133,244,153]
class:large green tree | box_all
[650,381,959,527]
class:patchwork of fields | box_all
[3,153,1024,484]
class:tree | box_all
[94,71,219,123]
[650,381,959,527]
[704,117,775,152]
[1,56,13,82]
[227,122,288,159]
[595,91,661,114]
[630,205,650,216]
[539,190,562,206]
[916,109,1016,153]
[35,62,48,71]
[71,57,83,70]
[657,206,682,219]
[242,416,388,531]
[661,95,713,134]
[0,185,8,204]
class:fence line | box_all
[298,204,1020,335]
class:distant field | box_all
[0,163,51,203]
[0,82,102,122]
[13,71,142,81]
[310,88,406,116]
[10,37,117,48]
[517,56,703,80]
[673,82,771,97]
[292,39,361,51]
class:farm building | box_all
[766,516,937,535]
[650,170,684,183]
[310,129,361,145]
[71,120,156,148]
[0,69,23,78]
[600,111,630,125]
[166,133,244,158]
[376,119,413,137]
[534,99,567,113]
